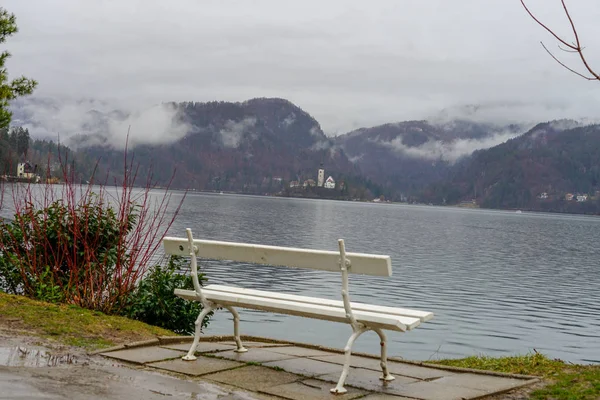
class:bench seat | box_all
[175,284,432,332]
[165,230,434,394]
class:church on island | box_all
[290,164,339,190]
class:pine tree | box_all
[0,7,37,129]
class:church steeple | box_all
[317,163,325,187]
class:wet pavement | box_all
[0,335,539,399]
[99,336,539,400]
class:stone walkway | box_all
[99,336,539,400]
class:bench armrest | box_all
[186,228,207,304]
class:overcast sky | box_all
[4,0,600,135]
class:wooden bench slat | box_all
[205,284,434,322]
[163,237,392,276]
[174,288,422,332]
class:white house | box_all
[324,176,335,189]
[17,162,36,179]
[577,194,588,202]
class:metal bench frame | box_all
[164,228,432,394]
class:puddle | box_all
[0,346,86,367]
[0,346,262,399]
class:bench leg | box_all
[373,328,395,382]
[183,305,215,361]
[330,326,369,394]
[224,305,248,353]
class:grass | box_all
[0,292,176,350]
[430,353,600,400]
[2,291,598,399]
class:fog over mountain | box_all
[10,98,189,149]
[10,96,528,163]
[5,0,600,135]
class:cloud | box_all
[4,0,600,135]
[219,117,256,148]
[310,140,331,151]
[11,98,189,150]
[376,131,523,163]
[281,113,296,127]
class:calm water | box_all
[167,193,600,364]
[2,188,599,363]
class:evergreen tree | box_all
[16,126,29,157]
[0,7,37,129]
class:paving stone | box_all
[160,341,235,353]
[388,380,489,400]
[311,355,452,380]
[318,368,418,396]
[148,356,243,376]
[215,348,298,363]
[360,395,414,400]
[269,346,336,357]
[206,382,284,400]
[262,378,367,400]
[263,358,345,378]
[205,365,299,391]
[100,347,186,364]
[432,373,531,393]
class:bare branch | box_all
[557,44,581,54]
[522,0,600,81]
[541,42,596,80]
[520,0,575,50]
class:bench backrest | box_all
[163,237,392,277]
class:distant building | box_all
[289,180,300,188]
[303,179,316,188]
[324,176,335,189]
[17,162,36,179]
[317,167,325,187]
[272,177,283,183]
[565,193,574,201]
[539,192,548,199]
[577,194,588,202]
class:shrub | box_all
[124,256,211,334]
[0,196,137,307]
[0,145,184,314]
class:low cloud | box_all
[281,113,296,127]
[310,139,331,151]
[10,98,190,150]
[377,130,522,163]
[430,102,600,128]
[219,117,256,148]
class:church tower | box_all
[317,163,325,187]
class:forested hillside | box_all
[420,122,600,214]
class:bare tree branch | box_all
[521,0,600,81]
[541,42,596,80]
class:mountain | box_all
[16,97,599,211]
[420,121,600,213]
[76,98,362,193]
[335,120,524,194]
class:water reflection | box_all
[170,194,600,364]
[2,188,599,364]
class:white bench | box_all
[163,229,433,394]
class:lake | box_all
[167,192,600,364]
[2,188,598,364]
